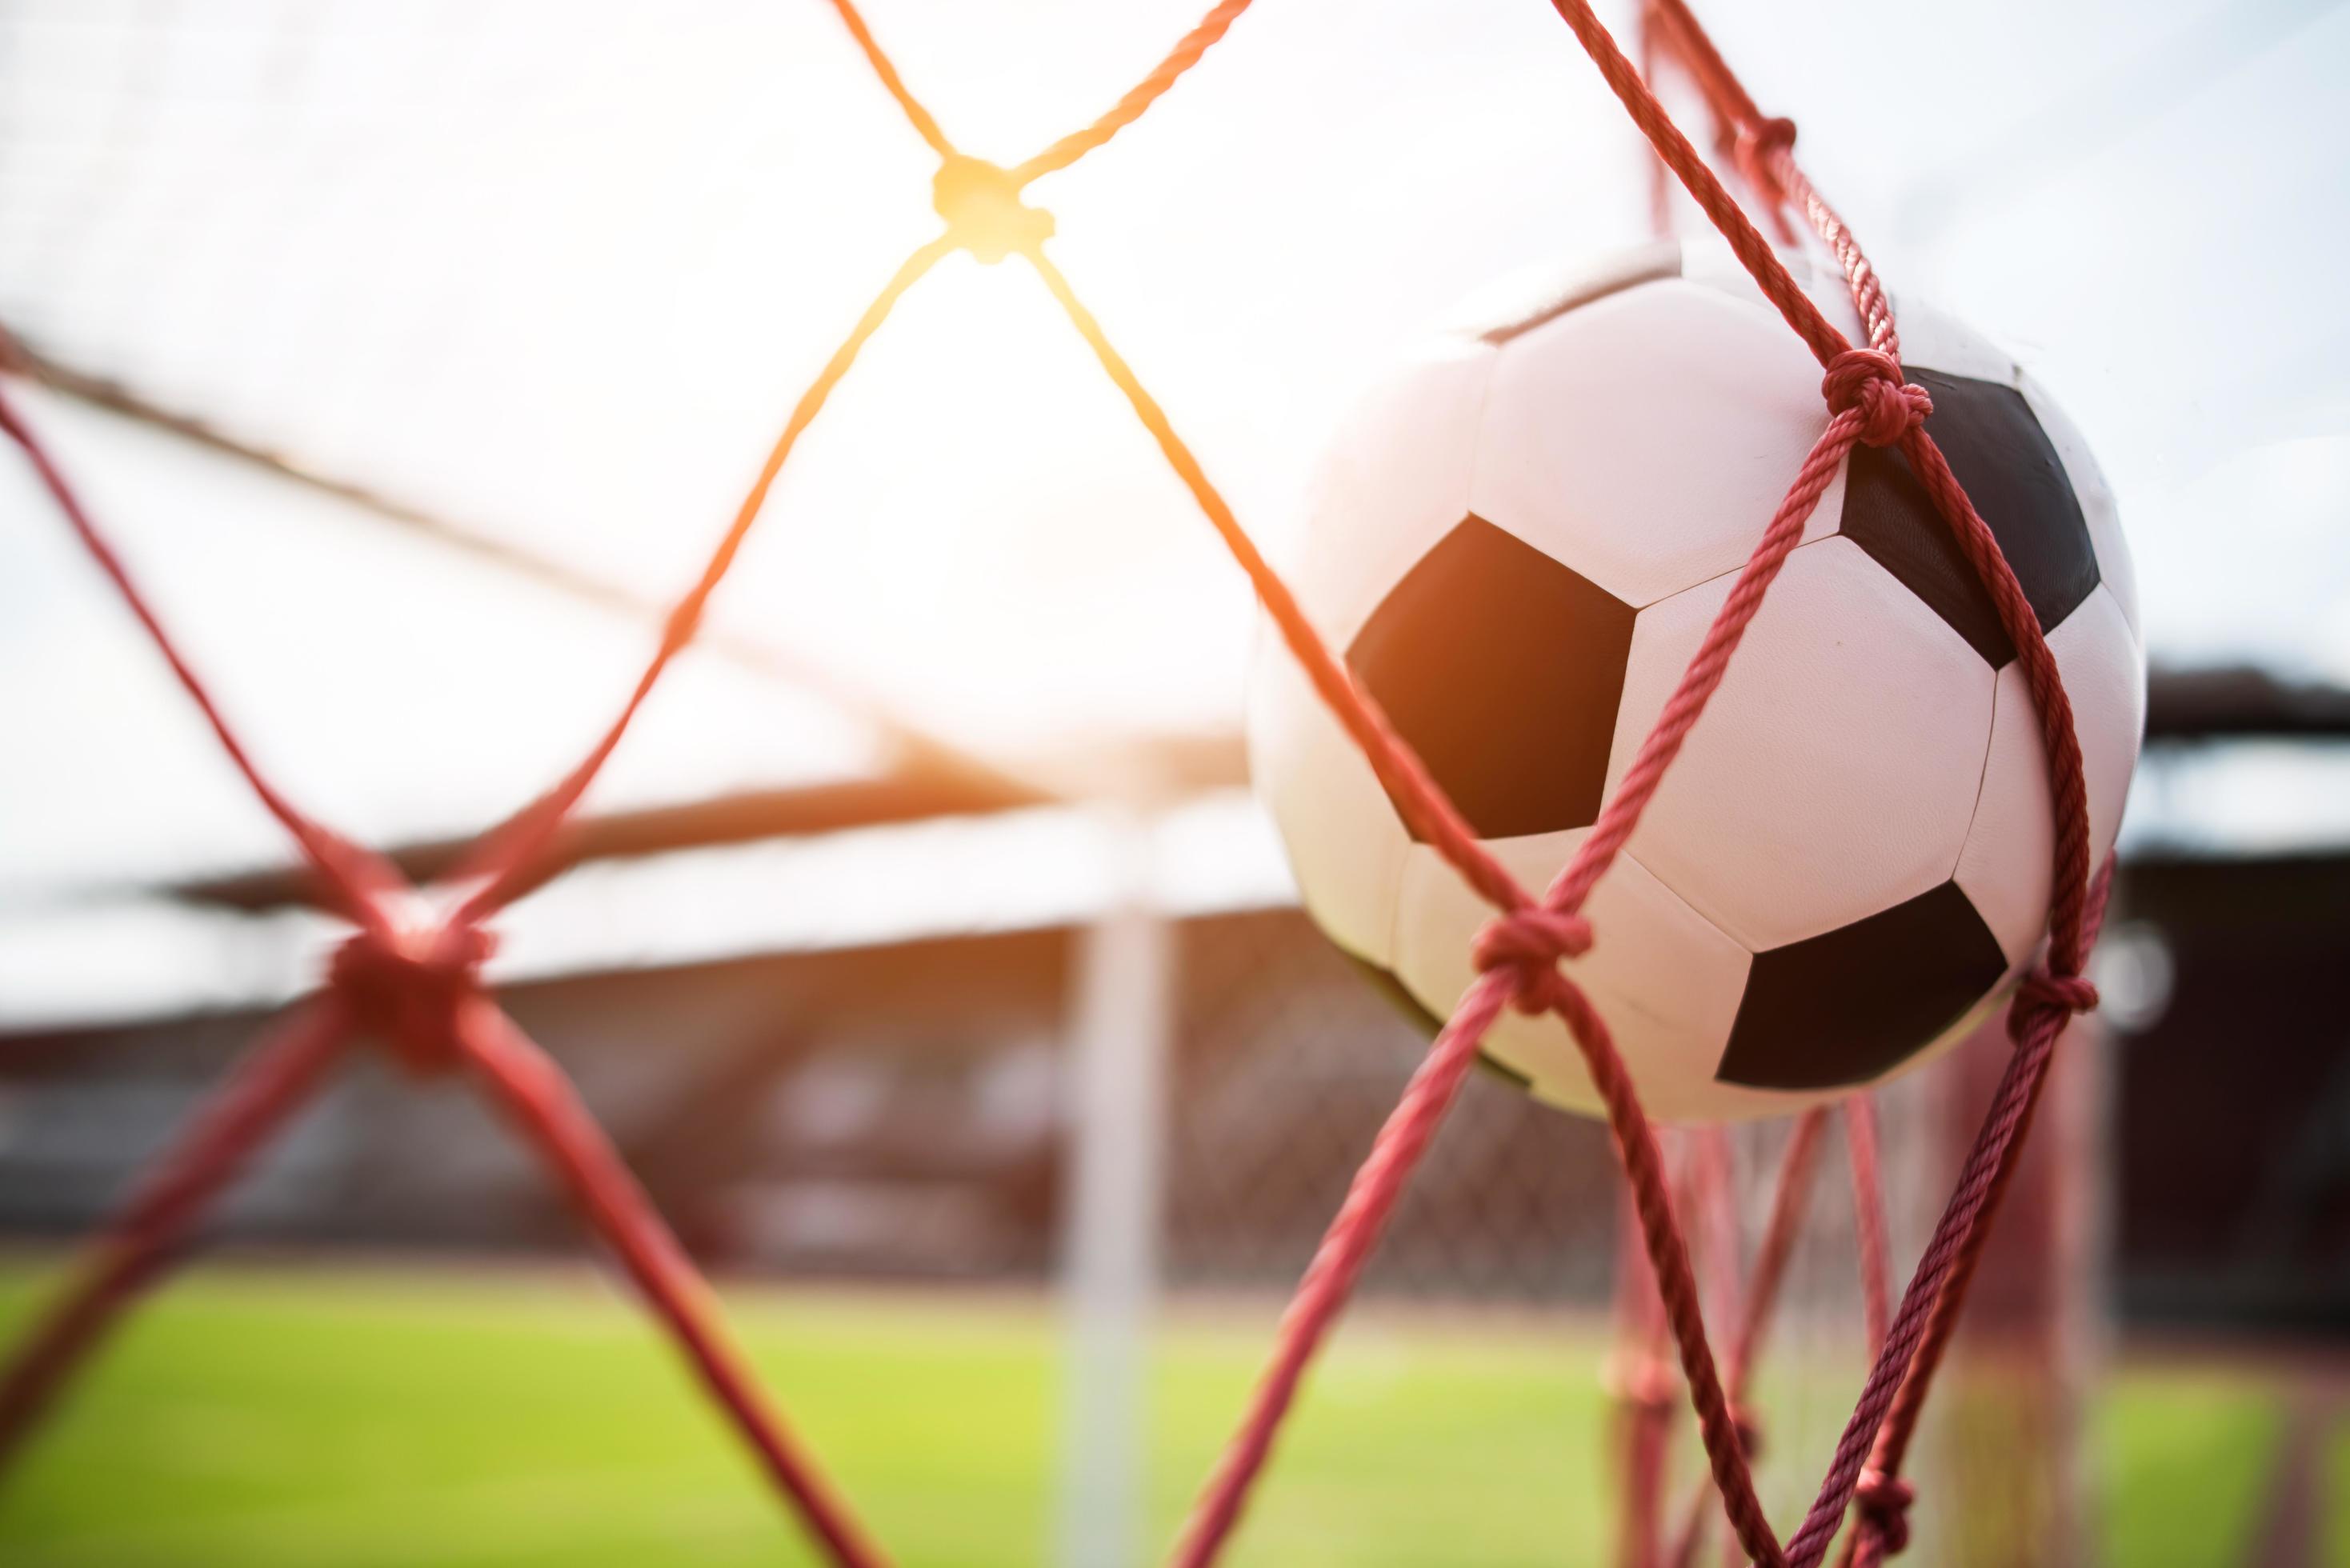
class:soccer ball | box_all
[1249,238,2144,1124]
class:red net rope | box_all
[0,2,2111,1565]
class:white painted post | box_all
[1056,806,1172,1568]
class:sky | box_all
[2,0,2347,1025]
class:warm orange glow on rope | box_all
[932,156,1056,265]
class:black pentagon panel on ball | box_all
[1715,880,2009,1092]
[1347,515,1636,842]
[1837,368,2099,667]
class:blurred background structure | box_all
[0,1,2345,1564]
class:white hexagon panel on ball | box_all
[1249,237,2144,1124]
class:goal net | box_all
[0,5,2106,1566]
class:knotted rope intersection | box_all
[1822,349,1934,450]
[0,2,2108,1566]
[327,918,496,1077]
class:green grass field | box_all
[0,1262,2324,1566]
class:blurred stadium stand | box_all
[0,663,2342,1334]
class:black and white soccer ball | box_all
[1250,238,2144,1124]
